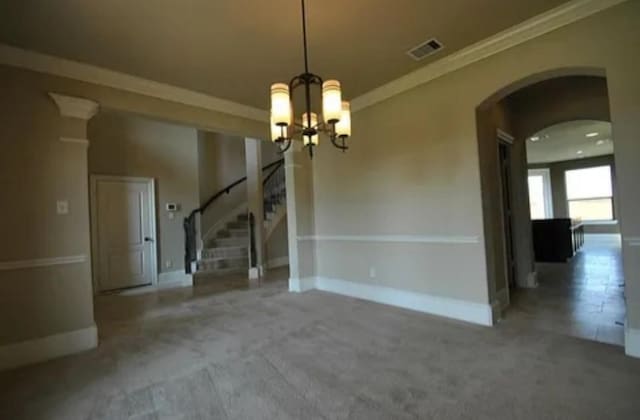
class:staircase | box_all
[184,159,286,282]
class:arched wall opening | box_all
[475,69,615,316]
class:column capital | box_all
[49,92,99,120]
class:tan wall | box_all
[267,217,289,263]
[506,76,610,138]
[310,1,640,326]
[0,63,266,349]
[197,132,246,237]
[0,68,94,345]
[88,112,200,273]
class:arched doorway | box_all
[476,71,626,347]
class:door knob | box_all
[144,237,154,242]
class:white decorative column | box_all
[285,142,316,292]
[245,138,265,280]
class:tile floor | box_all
[505,234,626,346]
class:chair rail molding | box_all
[623,237,640,247]
[49,92,99,120]
[350,0,628,112]
[60,137,90,147]
[297,234,480,245]
[0,255,88,271]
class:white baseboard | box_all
[289,277,315,292]
[248,267,260,280]
[267,256,289,269]
[304,277,494,326]
[625,325,640,358]
[158,270,193,288]
[0,324,98,371]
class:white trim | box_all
[623,237,640,247]
[313,277,494,326]
[289,277,315,292]
[297,234,480,244]
[267,256,289,269]
[0,324,98,371]
[0,44,266,122]
[625,324,640,358]
[248,267,260,280]
[351,0,628,112]
[525,271,539,288]
[59,137,89,147]
[497,129,515,145]
[528,168,554,219]
[0,255,87,271]
[90,175,158,293]
[0,1,625,119]
[48,92,99,120]
[158,270,193,288]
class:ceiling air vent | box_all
[407,38,443,61]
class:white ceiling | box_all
[526,120,613,164]
[0,0,569,109]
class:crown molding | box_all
[0,43,268,122]
[0,0,626,119]
[49,93,99,120]
[351,0,628,112]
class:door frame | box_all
[89,175,158,294]
[496,129,515,309]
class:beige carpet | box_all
[1,272,639,419]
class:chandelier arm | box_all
[330,135,349,151]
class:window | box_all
[528,169,553,219]
[565,165,613,221]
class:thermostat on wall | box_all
[166,203,180,212]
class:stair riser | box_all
[209,238,248,247]
[201,247,247,260]
[197,259,248,271]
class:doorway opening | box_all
[476,72,626,346]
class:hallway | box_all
[506,234,626,346]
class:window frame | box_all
[528,168,554,220]
[564,165,614,222]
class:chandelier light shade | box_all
[269,0,352,158]
[270,83,292,126]
[335,101,352,138]
[322,80,342,123]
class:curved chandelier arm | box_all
[330,135,349,151]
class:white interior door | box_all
[91,176,157,292]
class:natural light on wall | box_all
[565,165,613,221]
[528,169,553,220]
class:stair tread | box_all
[202,245,248,251]
[198,255,247,263]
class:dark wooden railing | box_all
[183,158,285,274]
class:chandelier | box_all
[270,0,351,158]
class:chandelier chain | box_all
[301,0,309,74]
